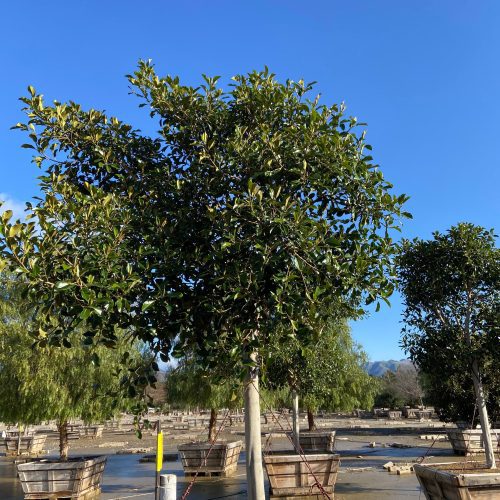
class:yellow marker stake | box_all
[156,431,163,472]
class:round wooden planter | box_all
[17,455,107,499]
[177,440,242,477]
[414,462,500,500]
[263,451,340,499]
[1,434,47,457]
[447,428,500,455]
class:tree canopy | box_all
[397,223,500,423]
[0,64,410,373]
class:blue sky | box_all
[1,1,498,361]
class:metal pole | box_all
[159,474,177,500]
[292,390,300,451]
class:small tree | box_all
[0,272,148,459]
[374,364,424,408]
[164,359,242,443]
[398,223,499,468]
[266,321,378,433]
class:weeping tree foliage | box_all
[0,272,149,459]
[265,321,379,430]
[0,64,410,496]
[164,359,243,443]
[398,223,500,468]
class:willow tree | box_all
[398,223,499,469]
[265,321,378,436]
[1,64,409,498]
[164,359,242,443]
[0,273,149,459]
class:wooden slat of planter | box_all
[2,435,47,456]
[298,432,336,453]
[268,485,334,496]
[264,452,340,496]
[447,429,500,456]
[415,463,500,500]
[18,457,106,498]
[178,441,242,475]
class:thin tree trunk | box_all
[244,360,265,500]
[307,408,317,431]
[471,360,496,468]
[57,420,69,461]
[208,408,217,443]
[292,390,300,450]
[16,424,22,456]
[463,297,496,469]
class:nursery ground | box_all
[0,415,475,499]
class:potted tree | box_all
[1,65,409,499]
[0,272,148,498]
[164,359,243,477]
[262,320,377,498]
[398,223,500,499]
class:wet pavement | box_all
[0,429,459,499]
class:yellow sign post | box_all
[155,421,163,500]
[156,431,164,472]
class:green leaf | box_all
[56,282,72,290]
[2,210,13,223]
[142,300,154,311]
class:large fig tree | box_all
[0,64,409,497]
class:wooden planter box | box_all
[297,432,336,453]
[17,456,107,499]
[447,428,500,455]
[415,410,433,420]
[79,425,104,439]
[178,440,242,477]
[1,435,47,457]
[388,410,402,420]
[414,462,500,499]
[403,407,419,419]
[264,451,340,498]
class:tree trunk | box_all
[464,301,496,469]
[16,424,22,456]
[57,420,69,461]
[208,408,217,443]
[244,360,265,500]
[471,360,496,468]
[307,408,317,431]
[292,390,300,450]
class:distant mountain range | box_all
[365,359,412,377]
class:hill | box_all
[365,359,412,377]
